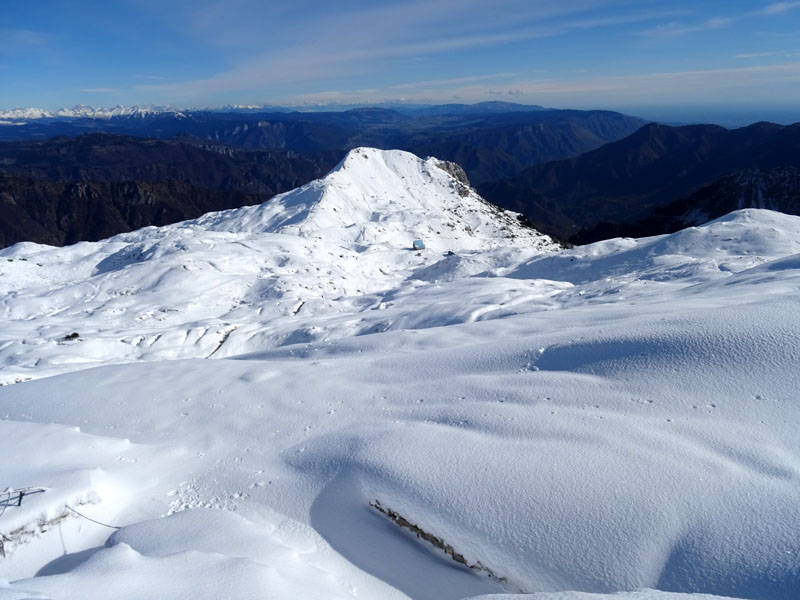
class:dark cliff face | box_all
[0,174,274,248]
[0,135,341,249]
[0,134,340,195]
[479,122,800,242]
[569,166,800,243]
[681,166,800,218]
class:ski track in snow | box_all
[0,149,798,600]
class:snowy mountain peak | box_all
[0,104,177,122]
[0,149,556,380]
[196,147,552,252]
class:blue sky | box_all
[2,0,800,122]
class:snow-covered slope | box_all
[0,148,555,383]
[0,150,798,600]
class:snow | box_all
[0,148,554,383]
[0,105,176,123]
[0,149,798,600]
[474,593,744,600]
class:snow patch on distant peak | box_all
[0,104,178,122]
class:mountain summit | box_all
[195,147,551,251]
[0,148,556,379]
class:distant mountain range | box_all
[3,102,800,250]
[0,104,177,121]
[0,101,548,122]
[0,104,646,249]
[0,104,644,185]
[479,121,800,242]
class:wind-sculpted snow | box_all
[0,151,798,600]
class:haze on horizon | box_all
[2,0,800,125]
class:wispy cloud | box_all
[280,62,800,107]
[567,9,693,30]
[178,0,609,51]
[138,1,681,100]
[737,51,782,58]
[392,73,519,90]
[484,88,526,97]
[637,17,732,39]
[761,2,800,15]
[0,28,48,54]
[736,50,800,58]
[517,63,800,97]
[0,29,47,45]
[80,88,121,93]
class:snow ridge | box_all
[196,147,549,250]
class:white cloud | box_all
[736,50,800,58]
[736,51,782,58]
[277,62,800,108]
[761,2,800,15]
[392,73,519,90]
[0,29,48,55]
[138,1,681,101]
[567,9,692,30]
[637,17,732,39]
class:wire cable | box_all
[64,505,121,530]
[0,489,10,520]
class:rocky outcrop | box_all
[436,160,472,197]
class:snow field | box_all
[0,149,798,599]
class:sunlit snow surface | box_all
[0,149,798,600]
